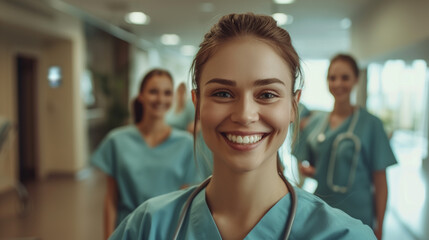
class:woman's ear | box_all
[191,90,200,119]
[295,90,302,103]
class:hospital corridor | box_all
[1,0,429,239]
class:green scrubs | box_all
[110,185,376,239]
[293,108,397,227]
[91,125,199,225]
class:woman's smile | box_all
[220,131,269,151]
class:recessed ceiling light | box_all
[340,18,352,29]
[161,34,180,45]
[272,13,293,26]
[180,45,197,56]
[125,12,150,25]
[274,0,295,4]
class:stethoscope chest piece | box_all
[317,133,326,142]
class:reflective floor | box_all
[0,169,104,240]
[0,163,427,240]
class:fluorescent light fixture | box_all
[340,18,352,29]
[180,45,197,56]
[274,0,295,4]
[161,34,180,45]
[125,12,150,25]
[272,13,293,26]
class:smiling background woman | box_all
[91,69,199,239]
[109,14,376,240]
[294,54,397,240]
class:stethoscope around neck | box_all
[313,107,361,193]
[172,172,297,240]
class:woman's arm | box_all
[104,176,118,240]
[373,170,388,240]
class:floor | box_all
[0,163,427,240]
[0,169,104,240]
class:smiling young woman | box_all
[109,14,376,240]
[91,69,200,239]
[294,54,397,240]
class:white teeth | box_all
[226,134,263,144]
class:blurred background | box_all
[0,0,428,239]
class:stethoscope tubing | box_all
[314,108,361,193]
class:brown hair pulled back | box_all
[328,53,360,78]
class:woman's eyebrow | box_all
[253,78,285,86]
[205,78,285,86]
[205,78,236,86]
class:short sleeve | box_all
[369,118,397,171]
[91,135,116,177]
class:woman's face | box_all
[197,36,295,173]
[327,60,358,103]
[139,74,173,119]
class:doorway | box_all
[16,55,38,182]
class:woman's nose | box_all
[230,95,259,125]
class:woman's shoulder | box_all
[292,188,376,239]
[110,186,197,239]
[106,125,138,139]
[170,128,193,142]
[358,107,381,122]
[357,108,384,128]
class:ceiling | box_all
[55,0,375,59]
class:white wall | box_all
[351,0,429,62]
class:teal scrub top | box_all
[109,185,376,239]
[293,108,397,227]
[166,99,195,131]
[91,125,200,226]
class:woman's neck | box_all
[136,117,170,147]
[332,101,354,117]
[205,159,287,239]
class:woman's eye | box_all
[213,91,232,98]
[149,89,158,94]
[259,92,277,99]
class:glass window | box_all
[367,60,428,166]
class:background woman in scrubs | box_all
[109,14,376,240]
[165,82,196,133]
[91,69,199,239]
[295,54,397,239]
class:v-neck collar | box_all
[324,108,360,140]
[131,125,173,149]
[188,189,291,239]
